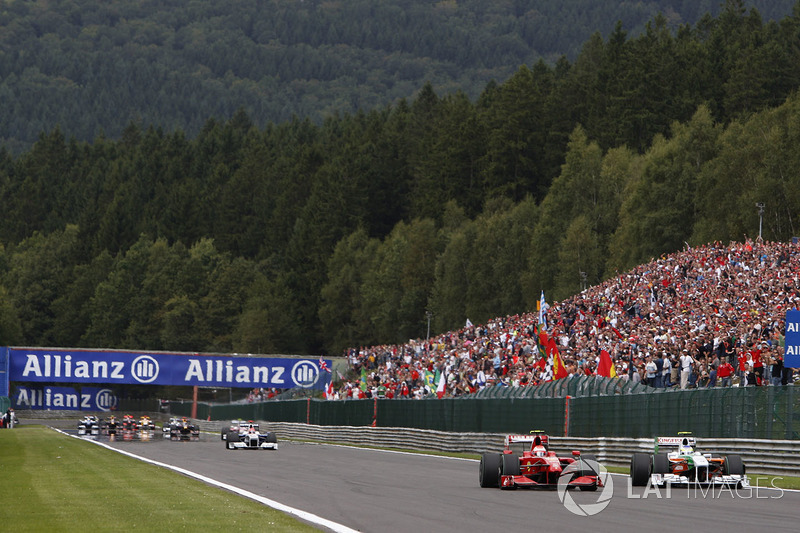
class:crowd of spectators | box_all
[246,388,280,402]
[330,239,800,400]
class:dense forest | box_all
[0,0,796,153]
[1,1,800,357]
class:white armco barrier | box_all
[35,412,800,477]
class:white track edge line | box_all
[52,428,360,533]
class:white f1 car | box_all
[630,433,748,488]
[77,415,101,436]
[225,421,278,450]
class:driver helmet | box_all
[680,438,694,454]
[533,445,547,457]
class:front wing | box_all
[650,473,749,488]
[229,440,278,450]
[500,474,598,490]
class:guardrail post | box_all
[787,385,795,439]
[191,386,198,419]
[372,398,377,427]
[564,395,571,437]
[306,397,311,424]
[766,385,774,437]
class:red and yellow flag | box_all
[597,349,617,378]
[552,346,568,380]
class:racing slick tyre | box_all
[724,455,745,476]
[630,452,651,487]
[479,453,502,488]
[226,436,237,450]
[221,429,228,441]
[502,453,521,476]
[653,453,670,475]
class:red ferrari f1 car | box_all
[479,431,602,490]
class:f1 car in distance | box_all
[225,421,278,450]
[121,414,137,431]
[102,415,120,435]
[630,432,748,488]
[162,417,180,435]
[77,415,101,436]
[479,431,601,490]
[138,415,157,431]
[1,408,18,428]
[221,420,243,441]
[163,417,200,441]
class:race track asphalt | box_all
[57,426,798,533]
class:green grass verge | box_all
[0,426,318,532]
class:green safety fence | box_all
[176,396,566,434]
[569,384,799,439]
[472,375,652,399]
[375,397,566,434]
[0,396,10,413]
[116,398,161,413]
[172,384,799,439]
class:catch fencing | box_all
[170,383,800,440]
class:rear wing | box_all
[654,435,695,452]
[505,433,549,448]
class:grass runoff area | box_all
[0,425,317,532]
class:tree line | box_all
[1,2,800,355]
[0,0,795,153]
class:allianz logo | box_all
[20,353,161,384]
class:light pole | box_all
[426,310,433,341]
[580,271,587,292]
[756,203,765,240]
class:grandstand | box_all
[335,239,797,399]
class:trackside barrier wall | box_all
[25,414,800,477]
[175,384,799,439]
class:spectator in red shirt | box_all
[737,352,748,384]
[751,343,764,385]
[717,357,735,387]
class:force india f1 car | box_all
[479,431,601,490]
[630,433,748,488]
[225,421,278,450]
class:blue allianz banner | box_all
[1,346,8,397]
[12,385,118,411]
[7,348,331,390]
[785,310,800,369]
